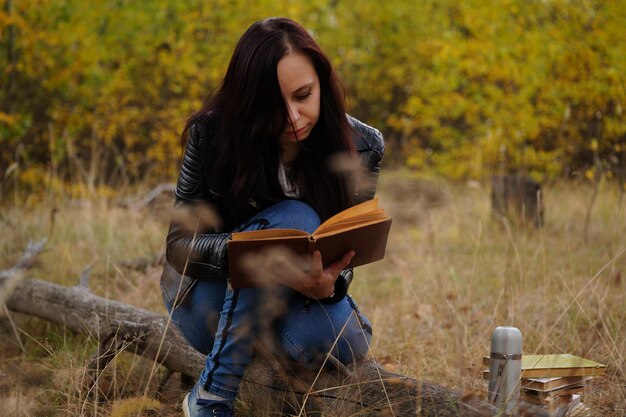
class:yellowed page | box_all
[316,209,385,233]
[318,198,378,229]
[314,217,390,239]
[230,228,309,241]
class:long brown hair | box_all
[183,17,354,223]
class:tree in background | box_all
[1,0,624,198]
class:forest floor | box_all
[1,170,625,416]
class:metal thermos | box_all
[488,326,522,413]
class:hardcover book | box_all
[522,376,592,392]
[522,392,583,411]
[227,198,392,289]
[523,386,586,403]
[482,354,606,378]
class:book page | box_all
[231,228,309,241]
[317,198,379,229]
[314,216,389,237]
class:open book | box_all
[227,198,392,289]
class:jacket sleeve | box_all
[347,115,385,204]
[365,129,384,200]
[165,124,231,280]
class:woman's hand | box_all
[291,250,355,299]
[239,247,355,299]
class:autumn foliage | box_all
[1,0,625,195]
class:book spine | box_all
[308,235,316,254]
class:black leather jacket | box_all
[161,115,385,308]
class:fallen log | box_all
[116,182,176,208]
[0,241,548,416]
[1,267,203,378]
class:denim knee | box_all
[239,200,321,234]
[277,296,372,366]
[279,313,371,365]
[165,278,227,355]
[267,200,321,232]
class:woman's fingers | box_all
[291,250,332,299]
[324,250,355,278]
[309,250,324,276]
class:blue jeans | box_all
[165,200,372,400]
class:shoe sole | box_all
[183,393,191,417]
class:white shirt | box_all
[278,161,300,198]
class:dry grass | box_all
[0,170,625,415]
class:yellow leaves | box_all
[406,149,428,170]
[0,112,20,126]
[109,397,163,417]
[3,0,626,192]
[19,167,46,187]
[0,9,28,31]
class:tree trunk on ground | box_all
[0,241,548,416]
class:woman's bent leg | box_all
[165,278,227,355]
[199,287,261,399]
[277,293,372,366]
[201,200,321,400]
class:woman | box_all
[160,17,384,417]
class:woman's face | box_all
[277,52,320,145]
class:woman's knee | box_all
[257,200,321,233]
[334,321,371,364]
[170,307,217,355]
[167,279,226,354]
[278,300,372,365]
[279,316,370,365]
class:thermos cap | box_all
[491,326,522,354]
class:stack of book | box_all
[484,354,606,413]
[522,375,589,410]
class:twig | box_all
[0,238,47,308]
[78,264,94,290]
[326,353,354,379]
[0,238,47,279]
[117,183,175,208]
